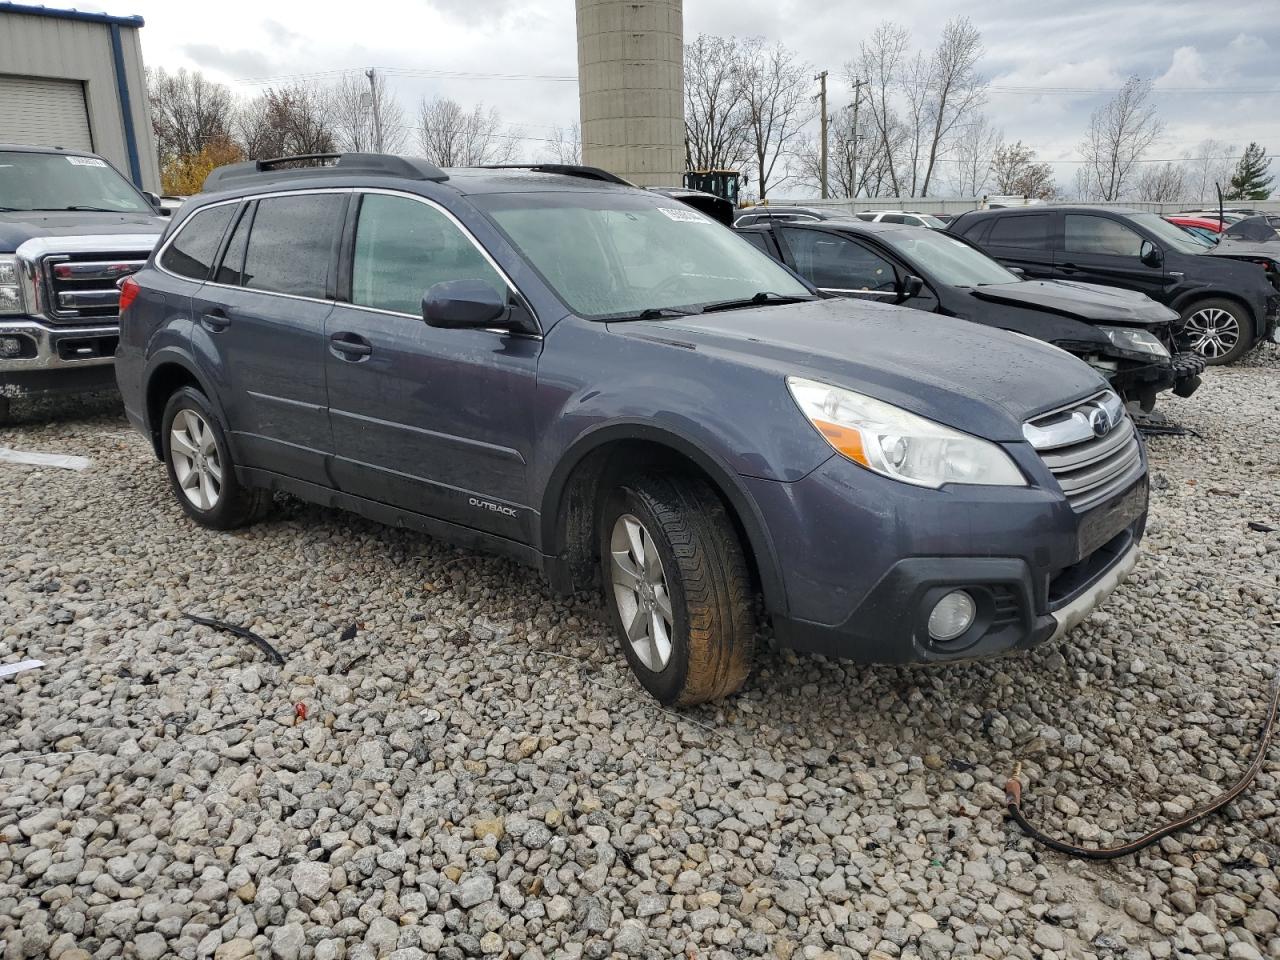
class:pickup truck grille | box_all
[1024,391,1144,513]
[41,253,147,324]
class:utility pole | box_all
[366,68,384,153]
[849,77,867,198]
[816,70,829,199]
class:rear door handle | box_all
[329,332,372,360]
[201,311,230,332]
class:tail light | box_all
[117,275,140,312]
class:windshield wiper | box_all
[30,205,119,213]
[610,306,703,322]
[699,291,814,313]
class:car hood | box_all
[968,280,1177,326]
[618,297,1107,443]
[0,210,166,251]
[1206,238,1279,260]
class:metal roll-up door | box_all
[0,75,93,151]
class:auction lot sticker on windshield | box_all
[658,207,712,224]
[67,156,107,167]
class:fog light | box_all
[928,590,976,642]
[0,336,22,358]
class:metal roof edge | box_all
[0,2,144,28]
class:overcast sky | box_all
[87,0,1279,197]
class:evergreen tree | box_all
[1225,142,1274,200]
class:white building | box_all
[0,2,159,191]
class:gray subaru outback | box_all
[115,154,1148,705]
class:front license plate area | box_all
[1077,478,1147,558]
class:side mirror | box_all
[900,274,925,300]
[422,279,509,330]
[142,191,168,215]
[1140,240,1163,268]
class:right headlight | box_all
[1096,326,1169,358]
[0,255,22,316]
[786,377,1026,488]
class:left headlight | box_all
[786,377,1026,488]
[1097,326,1169,358]
[0,256,22,316]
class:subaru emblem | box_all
[1088,405,1111,437]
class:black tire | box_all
[160,386,268,529]
[1178,298,1254,365]
[597,474,754,706]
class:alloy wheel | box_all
[169,409,222,510]
[609,513,675,672]
[1184,307,1240,359]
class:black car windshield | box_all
[1125,213,1208,255]
[877,228,1020,287]
[0,150,152,214]
[477,191,811,319]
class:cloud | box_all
[1155,46,1209,88]
[180,44,276,80]
[262,20,300,47]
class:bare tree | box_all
[1184,138,1238,204]
[543,123,581,164]
[417,97,518,167]
[329,72,406,153]
[1078,77,1162,200]
[917,17,986,196]
[851,22,910,196]
[1134,162,1187,202]
[990,140,1056,199]
[949,115,1000,196]
[684,34,751,173]
[236,84,335,159]
[147,67,237,166]
[734,38,815,199]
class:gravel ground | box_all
[2,349,1279,960]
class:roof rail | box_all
[203,153,448,192]
[474,164,634,186]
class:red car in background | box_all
[1166,215,1225,233]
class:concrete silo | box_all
[575,0,684,187]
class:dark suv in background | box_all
[949,205,1279,365]
[117,154,1148,706]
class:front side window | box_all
[0,149,153,214]
[478,191,810,319]
[352,194,505,314]
[160,204,235,281]
[1064,215,1142,257]
[781,227,897,294]
[988,213,1050,249]
[242,194,345,298]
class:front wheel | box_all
[598,474,754,706]
[1179,299,1254,365]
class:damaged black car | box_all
[737,219,1203,411]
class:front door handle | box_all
[329,333,372,360]
[1059,263,1079,274]
[201,311,230,332]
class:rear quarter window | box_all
[160,204,235,281]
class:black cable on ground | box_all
[183,612,286,666]
[1005,667,1280,860]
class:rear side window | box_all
[215,204,252,286]
[988,214,1050,249]
[352,193,505,315]
[160,204,235,280]
[242,194,345,298]
[880,214,908,224]
[1064,215,1142,257]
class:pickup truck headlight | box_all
[0,256,22,316]
[1097,326,1169,358]
[786,377,1025,488]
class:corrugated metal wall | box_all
[0,10,159,191]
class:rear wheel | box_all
[598,474,754,706]
[1179,299,1253,365]
[161,386,268,529]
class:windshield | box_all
[919,215,948,229]
[1126,212,1208,255]
[0,150,152,214]
[477,191,811,319]
[878,228,1020,286]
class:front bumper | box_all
[0,318,120,398]
[754,447,1148,664]
[1098,352,1204,408]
